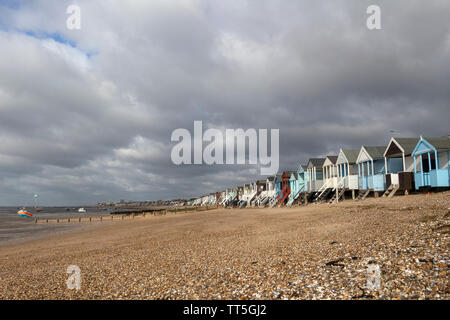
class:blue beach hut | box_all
[287,164,308,205]
[274,174,283,198]
[356,146,397,192]
[411,136,450,189]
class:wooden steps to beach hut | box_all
[382,184,399,198]
[288,184,305,206]
[356,189,371,201]
[328,188,346,203]
[314,188,332,203]
[314,179,333,203]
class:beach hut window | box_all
[420,153,436,172]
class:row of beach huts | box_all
[187,136,450,208]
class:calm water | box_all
[0,207,111,246]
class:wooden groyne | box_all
[34,205,218,224]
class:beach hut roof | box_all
[290,172,298,180]
[325,155,338,165]
[384,137,420,157]
[307,158,326,168]
[297,164,307,173]
[281,170,295,180]
[364,146,386,159]
[338,149,360,164]
[423,136,450,151]
[357,146,386,163]
[411,136,450,156]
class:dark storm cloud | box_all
[0,0,449,205]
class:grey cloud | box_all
[0,0,449,205]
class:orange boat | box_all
[17,209,33,217]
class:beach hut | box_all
[306,158,326,193]
[217,191,226,206]
[222,189,229,205]
[314,155,339,201]
[250,180,266,206]
[287,171,298,205]
[266,176,276,194]
[336,149,360,199]
[193,197,202,206]
[211,193,217,204]
[227,188,236,205]
[322,156,339,187]
[298,164,309,203]
[259,176,276,207]
[266,176,275,191]
[224,188,238,207]
[270,174,283,207]
[236,186,245,206]
[257,180,266,192]
[287,165,308,205]
[411,136,450,190]
[242,182,259,207]
[277,171,294,205]
[383,137,419,196]
[274,174,283,198]
[356,146,389,198]
[241,184,251,204]
[250,181,262,203]
[201,195,210,206]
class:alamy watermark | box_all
[366,264,381,290]
[66,5,81,30]
[66,265,81,290]
[171,121,279,175]
[64,4,379,31]
[366,5,381,30]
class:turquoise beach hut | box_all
[287,164,308,205]
[411,136,450,189]
[274,174,283,198]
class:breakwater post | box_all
[34,205,219,224]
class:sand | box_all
[0,192,448,299]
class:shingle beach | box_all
[0,192,448,299]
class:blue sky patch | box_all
[0,0,21,10]
[21,29,97,58]
[24,30,77,48]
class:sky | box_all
[0,0,449,206]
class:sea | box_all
[0,207,111,246]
